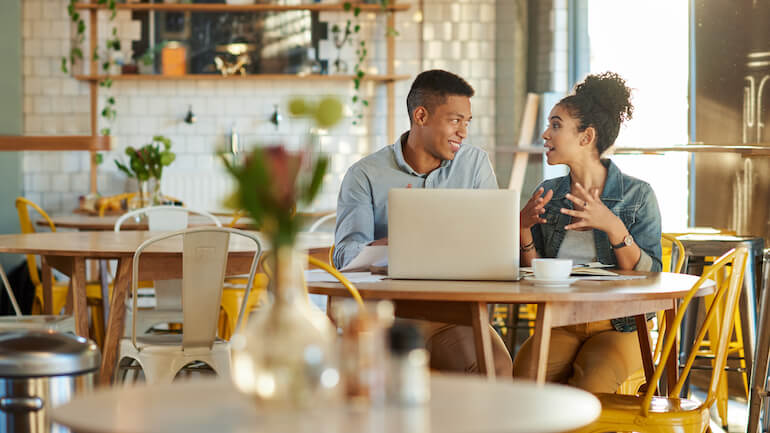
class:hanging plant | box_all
[63,0,121,137]
[340,1,399,125]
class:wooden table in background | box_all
[41,213,256,231]
[0,231,333,384]
[309,272,713,387]
[51,375,601,433]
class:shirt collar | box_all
[551,159,624,202]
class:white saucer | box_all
[524,276,578,287]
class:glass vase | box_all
[231,245,340,408]
[134,178,163,209]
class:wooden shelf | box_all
[74,73,409,82]
[0,136,111,152]
[611,144,770,157]
[74,2,410,13]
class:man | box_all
[334,69,512,376]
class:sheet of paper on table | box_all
[338,245,388,272]
[305,269,386,284]
[519,262,647,280]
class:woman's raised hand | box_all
[562,182,622,232]
[520,187,553,230]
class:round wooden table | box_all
[51,375,601,433]
[0,230,333,383]
[309,272,713,387]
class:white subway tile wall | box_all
[21,0,497,213]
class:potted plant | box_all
[114,135,176,208]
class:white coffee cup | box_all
[532,258,573,280]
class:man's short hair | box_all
[406,70,475,124]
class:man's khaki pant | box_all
[512,320,644,393]
[423,322,513,378]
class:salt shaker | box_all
[387,322,430,406]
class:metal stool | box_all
[747,248,770,433]
[675,235,765,400]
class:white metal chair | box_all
[0,263,75,333]
[114,206,222,336]
[115,227,262,384]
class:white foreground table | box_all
[51,375,600,433]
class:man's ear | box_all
[413,106,428,126]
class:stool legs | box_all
[747,248,770,433]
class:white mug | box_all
[532,258,573,280]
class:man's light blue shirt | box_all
[334,131,498,269]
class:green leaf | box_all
[115,160,133,177]
[354,6,361,16]
[343,2,351,11]
[73,47,83,59]
[100,127,111,136]
[73,12,79,21]
[354,24,360,33]
[61,58,68,73]
[94,153,103,165]
[67,4,74,17]
[107,96,115,104]
[77,20,85,34]
[362,100,369,106]
[112,27,117,36]
[357,70,364,78]
[352,95,358,102]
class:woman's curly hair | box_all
[558,72,633,155]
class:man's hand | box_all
[369,238,388,246]
[520,187,553,230]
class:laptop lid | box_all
[388,188,520,281]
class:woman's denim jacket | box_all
[531,159,662,332]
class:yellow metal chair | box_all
[216,211,267,339]
[571,246,749,433]
[617,234,687,395]
[15,197,106,346]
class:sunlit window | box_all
[586,0,690,231]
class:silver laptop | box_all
[388,188,520,281]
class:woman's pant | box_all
[423,321,513,378]
[512,320,644,393]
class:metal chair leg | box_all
[748,248,770,433]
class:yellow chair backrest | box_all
[661,233,686,273]
[639,246,748,417]
[15,197,56,286]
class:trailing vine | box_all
[340,0,399,125]
[63,0,121,137]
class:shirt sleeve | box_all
[475,150,499,189]
[333,166,375,270]
[628,185,663,272]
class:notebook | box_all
[388,188,520,281]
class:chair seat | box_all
[595,393,701,414]
[134,334,225,347]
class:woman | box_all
[512,72,662,392]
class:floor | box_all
[689,388,749,433]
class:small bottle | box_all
[387,322,430,406]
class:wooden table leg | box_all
[531,302,553,384]
[100,257,132,385]
[665,305,678,392]
[70,257,89,337]
[41,257,53,315]
[471,302,495,380]
[635,314,655,393]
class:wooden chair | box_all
[15,197,105,344]
[571,246,749,433]
[115,227,262,384]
